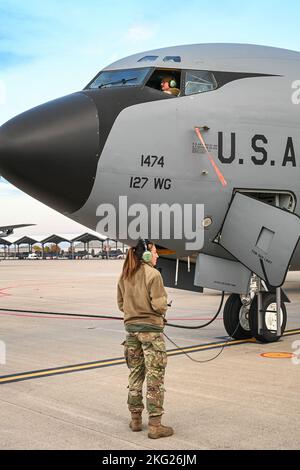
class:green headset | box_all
[162,77,177,89]
[142,239,152,262]
[168,78,177,88]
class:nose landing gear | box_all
[223,278,288,343]
[248,293,287,343]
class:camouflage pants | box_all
[122,332,167,417]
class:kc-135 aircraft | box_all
[0,43,300,343]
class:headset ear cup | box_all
[142,251,152,262]
[169,79,177,88]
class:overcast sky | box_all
[0,0,300,237]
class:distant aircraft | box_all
[0,43,299,343]
[0,224,35,238]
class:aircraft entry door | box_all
[219,192,300,287]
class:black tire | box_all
[223,294,253,339]
[249,293,287,343]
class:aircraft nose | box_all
[0,92,100,214]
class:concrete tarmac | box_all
[0,260,299,450]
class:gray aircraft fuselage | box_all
[1,43,300,274]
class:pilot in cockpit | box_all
[160,76,180,97]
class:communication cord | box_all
[163,323,241,364]
[163,292,241,363]
[166,292,225,329]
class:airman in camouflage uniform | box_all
[123,331,167,416]
[118,240,174,438]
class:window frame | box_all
[181,69,218,96]
[84,67,154,90]
[144,67,184,94]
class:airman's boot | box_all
[129,412,142,432]
[148,415,174,439]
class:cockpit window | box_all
[185,70,217,95]
[87,68,151,89]
[163,56,181,63]
[138,56,158,62]
[145,69,181,96]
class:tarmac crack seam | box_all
[0,397,156,450]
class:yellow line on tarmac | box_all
[0,358,125,384]
[283,328,300,336]
[0,329,299,385]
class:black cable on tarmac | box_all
[0,293,225,329]
[0,293,232,363]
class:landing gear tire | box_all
[249,293,287,343]
[223,294,253,340]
